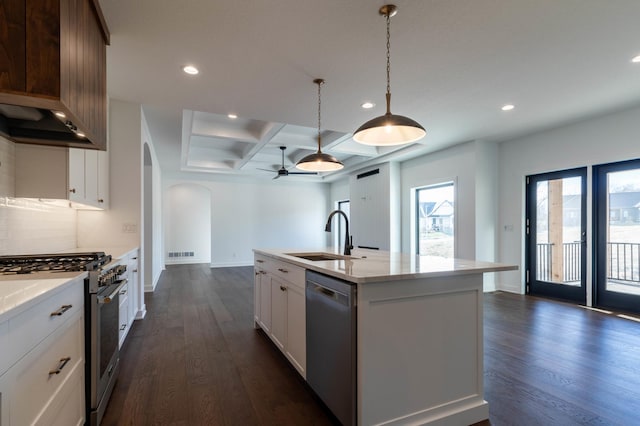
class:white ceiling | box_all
[99,0,640,182]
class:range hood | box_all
[0,104,97,149]
[0,0,109,151]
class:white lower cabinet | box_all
[270,276,288,351]
[118,281,130,347]
[0,279,85,426]
[254,254,306,378]
[0,368,8,426]
[118,249,140,348]
[284,282,306,374]
[257,269,272,333]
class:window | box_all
[415,182,454,257]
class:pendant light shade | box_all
[353,4,425,146]
[296,79,344,172]
[296,150,343,172]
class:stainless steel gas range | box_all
[0,252,127,426]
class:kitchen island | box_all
[253,248,517,426]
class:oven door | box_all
[89,279,126,425]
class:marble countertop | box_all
[254,247,518,284]
[0,271,86,322]
[65,246,138,262]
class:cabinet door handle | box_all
[50,304,73,317]
[280,285,287,291]
[120,324,127,331]
[69,188,76,194]
[119,289,127,295]
[133,269,138,273]
[256,259,264,263]
[278,268,288,273]
[49,357,71,377]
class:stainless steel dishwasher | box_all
[306,270,356,426]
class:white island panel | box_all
[358,274,487,425]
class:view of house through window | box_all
[416,182,454,257]
[604,168,640,295]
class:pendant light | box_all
[353,4,426,146]
[296,79,344,172]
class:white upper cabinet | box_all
[15,144,109,209]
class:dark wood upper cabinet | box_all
[0,0,110,150]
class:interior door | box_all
[526,168,587,303]
[594,159,640,314]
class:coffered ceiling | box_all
[99,0,640,181]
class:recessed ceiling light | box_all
[183,65,199,75]
[501,104,515,111]
[361,102,376,109]
[632,55,640,63]
[228,113,238,119]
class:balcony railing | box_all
[536,242,640,285]
[608,242,640,283]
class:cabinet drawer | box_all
[118,282,129,307]
[11,312,84,426]
[254,254,269,267]
[36,358,85,426]
[264,259,305,289]
[8,281,84,368]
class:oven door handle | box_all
[98,280,128,304]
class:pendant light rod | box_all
[353,4,426,146]
[381,4,396,115]
[295,78,344,172]
[314,78,324,152]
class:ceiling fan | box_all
[259,146,318,179]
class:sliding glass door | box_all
[594,159,640,314]
[526,168,587,303]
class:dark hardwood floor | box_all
[102,264,640,426]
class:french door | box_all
[526,168,587,303]
[594,159,640,314]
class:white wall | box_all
[164,183,211,264]
[77,99,142,249]
[141,110,164,292]
[163,173,331,267]
[497,105,640,294]
[328,177,350,248]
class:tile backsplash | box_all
[0,197,77,255]
[0,136,78,255]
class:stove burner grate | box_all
[0,252,111,275]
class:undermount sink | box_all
[285,252,353,261]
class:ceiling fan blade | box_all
[287,171,318,175]
[272,175,280,180]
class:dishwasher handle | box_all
[308,281,351,307]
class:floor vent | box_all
[168,251,195,258]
